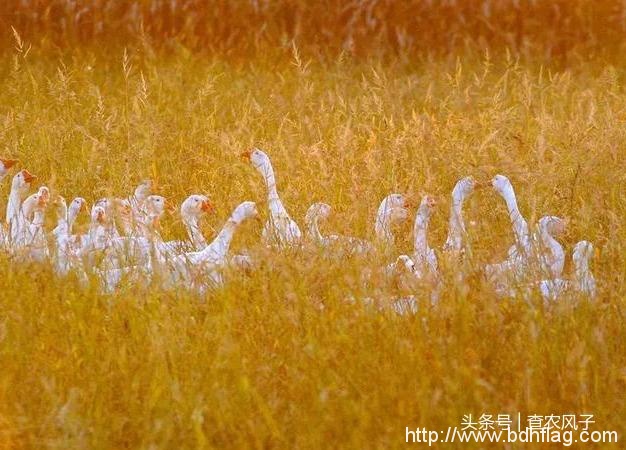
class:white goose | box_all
[52,196,87,282]
[374,193,410,246]
[485,175,532,293]
[5,169,36,245]
[443,176,477,254]
[105,195,168,268]
[167,201,259,292]
[81,203,120,269]
[242,148,301,248]
[533,215,566,279]
[412,195,438,280]
[67,197,86,234]
[492,174,531,258]
[540,240,597,301]
[160,194,215,255]
[304,202,373,256]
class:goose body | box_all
[540,240,597,301]
[166,201,258,292]
[6,169,36,245]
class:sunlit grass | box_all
[0,42,624,448]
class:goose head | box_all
[420,195,437,212]
[144,195,166,218]
[378,193,410,225]
[230,201,259,224]
[68,197,86,217]
[0,158,18,178]
[538,215,567,236]
[241,148,271,173]
[37,186,50,205]
[305,202,332,225]
[491,174,515,199]
[91,205,108,225]
[181,194,215,219]
[11,169,36,195]
[133,179,152,201]
[53,196,68,219]
[452,176,476,203]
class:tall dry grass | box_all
[1,0,626,60]
[0,36,624,448]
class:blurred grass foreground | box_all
[0,1,625,449]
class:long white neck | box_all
[374,214,394,245]
[575,257,591,282]
[32,210,45,227]
[413,206,431,255]
[198,219,239,262]
[67,208,79,233]
[6,186,25,230]
[306,214,324,243]
[258,161,279,202]
[183,213,207,249]
[444,195,466,252]
[537,225,564,277]
[501,188,530,253]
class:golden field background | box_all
[0,2,625,449]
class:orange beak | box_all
[201,199,215,213]
[21,169,36,184]
[240,149,253,161]
[1,158,18,169]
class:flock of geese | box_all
[0,148,597,312]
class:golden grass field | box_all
[0,8,625,448]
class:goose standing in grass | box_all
[242,148,301,248]
[67,197,86,233]
[412,195,438,280]
[5,169,36,245]
[533,215,567,279]
[492,174,531,259]
[127,179,152,215]
[166,201,259,293]
[304,202,373,256]
[443,176,477,255]
[540,240,597,301]
[160,194,215,254]
[374,193,410,246]
[52,196,87,282]
[81,204,120,268]
[484,174,532,295]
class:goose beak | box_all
[240,149,253,161]
[1,158,18,169]
[21,170,36,184]
[201,199,215,213]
